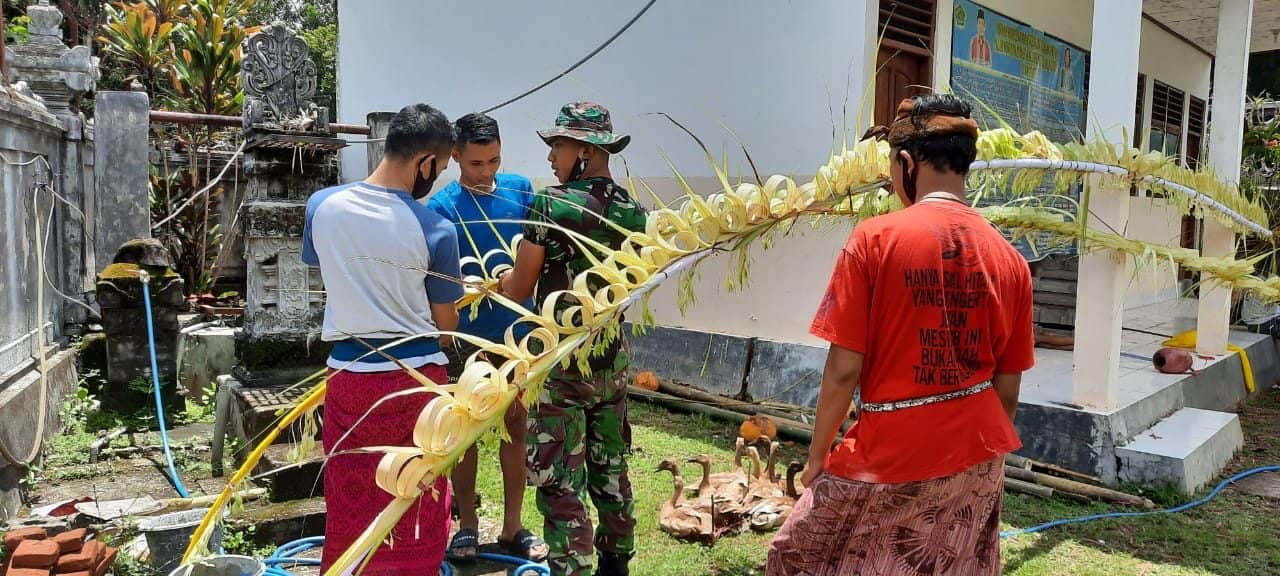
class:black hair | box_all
[454,113,501,149]
[895,94,978,176]
[384,103,454,161]
[977,9,986,21]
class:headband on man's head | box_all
[861,98,980,146]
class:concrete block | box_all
[256,443,324,502]
[1012,402,1114,482]
[92,92,151,271]
[178,326,236,400]
[745,339,825,408]
[1116,407,1243,495]
[0,348,78,521]
[625,324,750,396]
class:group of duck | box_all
[656,437,804,542]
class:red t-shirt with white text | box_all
[810,200,1034,484]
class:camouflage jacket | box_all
[523,177,648,378]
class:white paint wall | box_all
[337,0,877,345]
[335,0,1212,344]
[337,0,876,183]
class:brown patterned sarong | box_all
[766,458,1003,576]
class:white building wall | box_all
[336,0,1209,344]
[337,0,877,346]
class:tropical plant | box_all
[166,0,258,116]
[97,2,175,95]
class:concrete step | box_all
[1116,407,1243,495]
[254,442,324,502]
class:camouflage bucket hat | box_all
[538,101,631,154]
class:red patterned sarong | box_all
[320,366,451,575]
[767,458,1003,576]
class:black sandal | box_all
[497,528,549,562]
[446,528,480,563]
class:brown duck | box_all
[748,461,804,532]
[656,458,714,542]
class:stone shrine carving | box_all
[240,24,327,133]
[4,0,98,118]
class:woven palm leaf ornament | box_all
[180,124,1276,574]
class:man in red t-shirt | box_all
[767,95,1034,576]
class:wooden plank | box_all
[1034,292,1079,307]
[1035,278,1077,295]
[1036,305,1077,327]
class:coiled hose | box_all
[263,536,551,576]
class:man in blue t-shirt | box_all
[427,112,546,563]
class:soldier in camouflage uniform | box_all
[499,102,646,576]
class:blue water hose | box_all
[1001,464,1280,538]
[141,272,190,498]
[263,536,550,576]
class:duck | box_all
[743,444,785,507]
[748,461,804,532]
[687,451,751,532]
[656,458,714,542]
[686,439,751,504]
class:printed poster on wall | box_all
[951,0,1088,261]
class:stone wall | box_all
[0,85,93,519]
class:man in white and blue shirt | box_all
[427,112,547,563]
[302,103,463,574]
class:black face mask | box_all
[411,155,439,200]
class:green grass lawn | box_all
[471,390,1280,575]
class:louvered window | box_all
[879,0,935,56]
[1149,80,1185,158]
[1185,96,1206,169]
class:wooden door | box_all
[876,48,930,127]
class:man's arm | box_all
[499,241,545,302]
[993,372,1021,422]
[431,302,459,348]
[805,344,863,485]
[426,223,465,348]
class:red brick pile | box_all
[1,528,117,576]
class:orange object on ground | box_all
[3,528,47,554]
[633,371,659,391]
[91,546,116,576]
[54,553,92,573]
[9,568,54,576]
[50,529,86,555]
[809,201,1033,484]
[10,540,59,569]
[739,414,777,442]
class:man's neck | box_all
[459,178,495,195]
[579,166,612,181]
[365,162,411,192]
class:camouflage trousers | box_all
[527,372,636,576]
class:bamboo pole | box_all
[1008,453,1105,485]
[655,380,814,427]
[1005,465,1154,509]
[627,387,819,442]
[1004,477,1054,499]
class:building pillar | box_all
[1198,0,1254,356]
[1072,0,1142,410]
